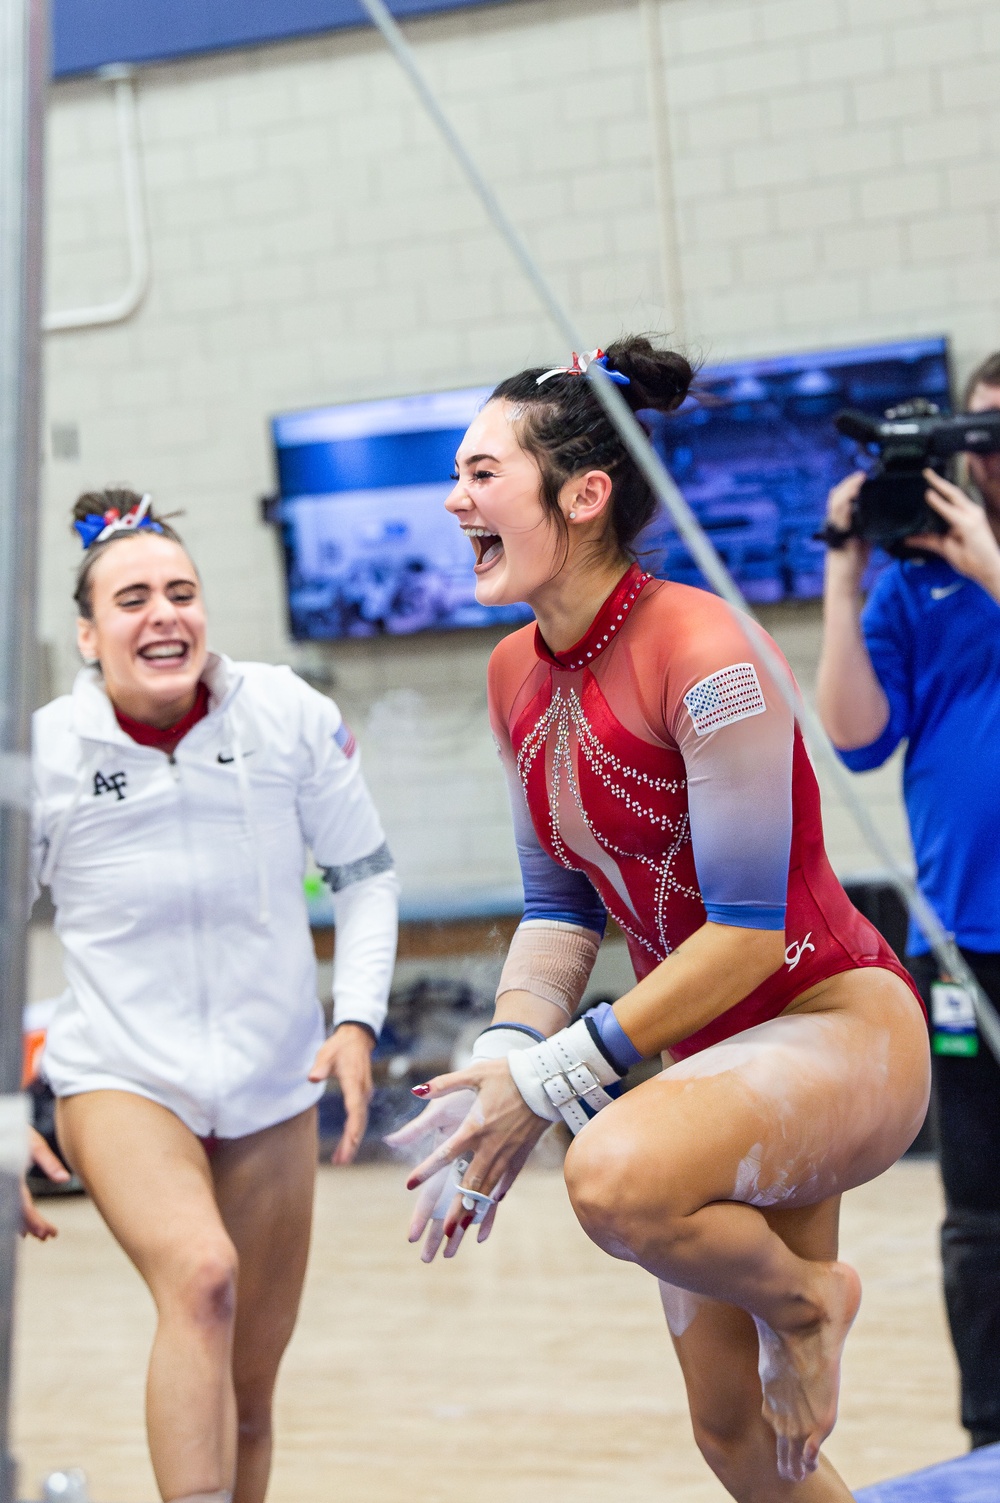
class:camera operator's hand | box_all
[824,472,871,591]
[817,471,890,751]
[907,470,1000,603]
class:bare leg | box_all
[211,1108,317,1503]
[661,1199,855,1502]
[57,1093,239,1500]
[564,968,929,1493]
[640,1195,862,1481]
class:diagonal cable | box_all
[359,0,1000,1065]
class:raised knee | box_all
[564,1122,648,1258]
[175,1242,238,1328]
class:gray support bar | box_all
[0,1,48,1499]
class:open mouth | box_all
[461,525,504,573]
[137,640,190,668]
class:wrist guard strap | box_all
[472,1023,545,1061]
[507,1016,625,1135]
[496,920,601,1020]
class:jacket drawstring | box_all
[230,718,270,927]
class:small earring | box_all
[568,510,577,519]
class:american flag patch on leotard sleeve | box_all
[683,663,767,736]
[333,719,357,758]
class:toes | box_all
[775,1434,791,1481]
[803,1435,821,1474]
[779,1443,801,1484]
[774,1430,812,1485]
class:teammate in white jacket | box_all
[27,489,398,1503]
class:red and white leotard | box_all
[489,564,919,1060]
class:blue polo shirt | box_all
[836,555,1000,955]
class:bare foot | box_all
[754,1261,862,1483]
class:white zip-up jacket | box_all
[31,654,398,1138]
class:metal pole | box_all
[0,1,48,1498]
[640,0,686,346]
[359,0,1000,1064]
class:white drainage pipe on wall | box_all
[43,63,150,335]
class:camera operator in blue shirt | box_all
[817,352,1000,1450]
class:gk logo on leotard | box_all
[93,769,127,801]
[784,933,814,970]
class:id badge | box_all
[930,981,979,1057]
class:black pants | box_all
[908,949,1000,1448]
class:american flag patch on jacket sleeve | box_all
[683,663,766,736]
[333,720,357,758]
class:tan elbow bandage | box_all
[496,919,602,1020]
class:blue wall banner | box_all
[53,0,511,78]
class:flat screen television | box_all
[639,334,951,602]
[270,334,950,639]
[270,386,532,640]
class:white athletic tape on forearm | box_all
[496,920,601,1020]
[507,1018,622,1136]
[0,1094,30,1175]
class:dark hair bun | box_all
[602,336,694,415]
[489,335,696,560]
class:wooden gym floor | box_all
[13,1154,964,1503]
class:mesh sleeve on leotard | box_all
[488,653,607,936]
[498,731,607,932]
[662,604,794,932]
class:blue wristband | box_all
[584,1001,643,1075]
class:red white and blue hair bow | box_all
[74,492,163,550]
[536,348,630,387]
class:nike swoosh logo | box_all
[930,582,964,600]
[217,750,254,764]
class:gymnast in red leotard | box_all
[391,337,931,1502]
[489,558,919,1061]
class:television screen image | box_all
[271,387,534,640]
[271,335,950,639]
[638,334,951,602]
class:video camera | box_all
[828,399,1000,551]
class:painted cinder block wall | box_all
[40,0,1000,903]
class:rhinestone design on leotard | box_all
[516,685,700,960]
[537,571,652,673]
